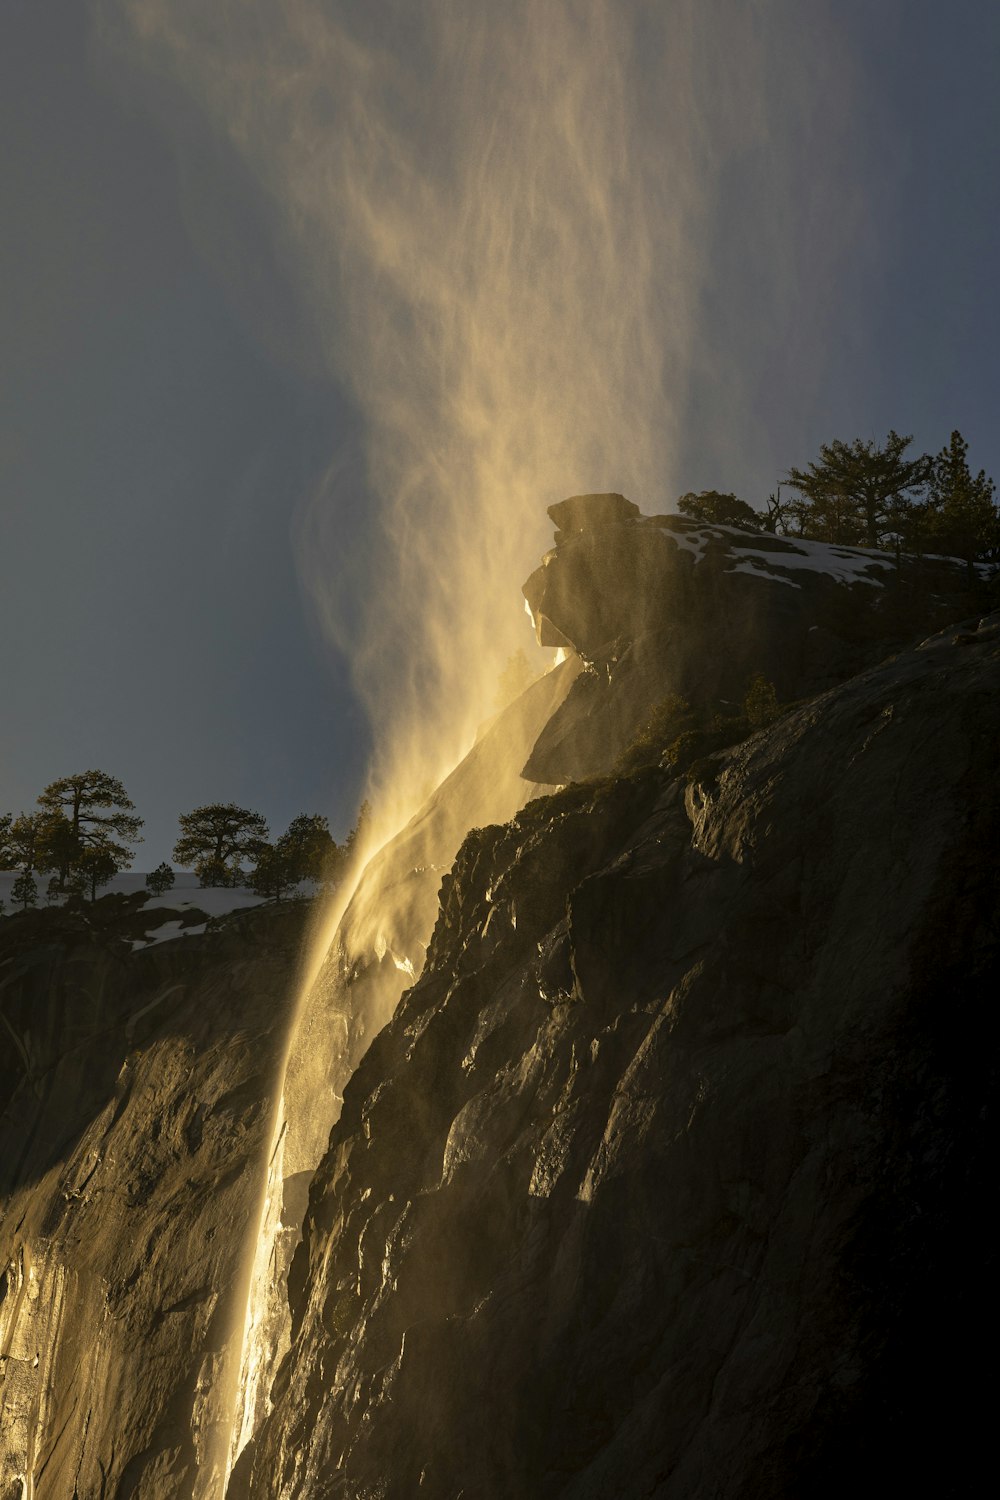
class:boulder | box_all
[546,492,640,536]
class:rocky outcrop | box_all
[235,614,998,1497]
[0,903,310,1499]
[523,499,987,781]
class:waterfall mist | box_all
[96,0,798,837]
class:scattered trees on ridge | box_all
[682,427,998,567]
[172,804,355,897]
[3,776,367,915]
[0,770,143,901]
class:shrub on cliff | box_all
[677,490,763,531]
[744,673,780,729]
[615,694,696,773]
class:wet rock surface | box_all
[225,660,579,1475]
[234,619,999,1498]
[0,903,310,1498]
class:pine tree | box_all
[925,430,999,575]
[280,815,339,883]
[11,872,37,911]
[77,848,119,901]
[743,674,779,729]
[247,843,298,903]
[174,804,269,887]
[247,815,341,902]
[145,862,176,897]
[37,771,143,886]
[785,431,930,548]
[4,812,54,875]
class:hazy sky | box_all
[2,0,998,866]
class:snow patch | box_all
[725,558,802,589]
[727,539,896,587]
[131,920,209,951]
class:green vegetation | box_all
[743,673,779,730]
[924,430,998,574]
[10,872,37,911]
[614,674,786,786]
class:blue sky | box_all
[2,1,998,864]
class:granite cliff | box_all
[0,901,309,1497]
[2,497,996,1497]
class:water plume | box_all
[96,0,779,833]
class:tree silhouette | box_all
[145,862,176,897]
[925,430,999,575]
[247,815,342,902]
[37,770,143,887]
[11,873,37,911]
[785,431,930,548]
[2,812,58,876]
[174,804,269,887]
[77,848,119,902]
[677,491,762,531]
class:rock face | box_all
[523,503,984,781]
[234,612,998,1491]
[0,903,310,1498]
